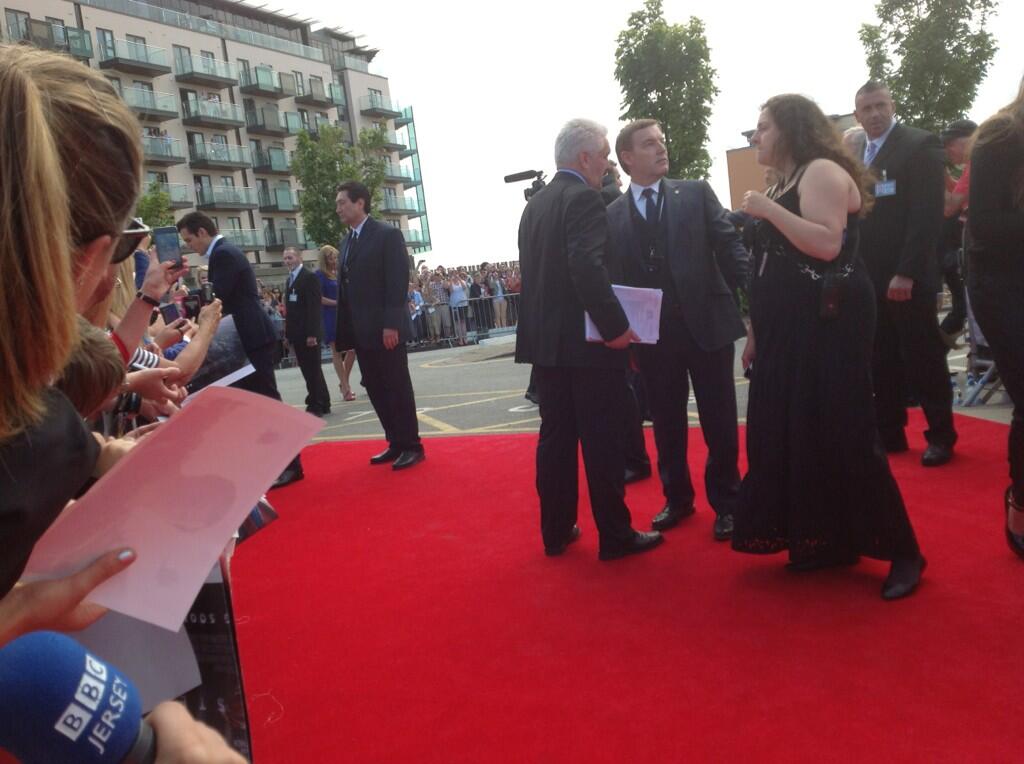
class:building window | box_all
[106,77,122,95]
[96,28,115,59]
[293,71,305,95]
[368,87,383,107]
[4,9,29,40]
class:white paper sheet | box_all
[23,387,322,631]
[585,284,663,344]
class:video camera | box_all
[504,169,547,202]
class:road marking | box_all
[508,404,538,413]
[464,417,542,432]
[417,410,460,433]
[418,356,516,369]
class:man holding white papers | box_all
[608,120,751,541]
[515,119,663,561]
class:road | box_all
[273,333,1011,442]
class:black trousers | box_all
[939,255,968,336]
[624,369,650,472]
[356,344,422,453]
[872,294,957,448]
[533,365,634,551]
[233,341,301,472]
[293,341,331,414]
[970,277,1024,497]
[634,318,740,516]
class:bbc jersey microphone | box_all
[0,631,156,763]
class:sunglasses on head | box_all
[111,218,152,265]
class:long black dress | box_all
[731,180,919,563]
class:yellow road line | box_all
[464,416,542,432]
[416,411,460,433]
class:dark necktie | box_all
[344,230,358,267]
[642,187,658,226]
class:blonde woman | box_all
[317,244,356,400]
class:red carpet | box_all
[231,411,1021,762]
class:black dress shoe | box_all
[369,447,402,465]
[881,555,927,600]
[651,503,695,531]
[392,450,425,471]
[270,467,304,489]
[786,551,860,572]
[599,530,664,561]
[545,525,581,557]
[921,443,953,467]
[1005,487,1024,559]
[712,513,734,541]
[624,466,652,484]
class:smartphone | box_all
[153,226,183,268]
[182,295,201,320]
[200,282,214,305]
[159,302,182,324]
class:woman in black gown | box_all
[731,94,925,600]
[966,78,1024,557]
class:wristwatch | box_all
[136,290,160,308]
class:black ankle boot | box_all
[881,555,927,600]
[1005,487,1024,560]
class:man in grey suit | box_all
[607,120,751,541]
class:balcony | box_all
[181,99,245,129]
[156,182,194,209]
[295,78,331,107]
[379,196,420,215]
[400,229,429,248]
[189,143,252,170]
[252,147,291,175]
[265,227,313,252]
[245,107,289,137]
[359,94,402,119]
[258,188,298,212]
[175,54,237,88]
[141,135,186,166]
[123,87,178,122]
[98,38,171,76]
[6,20,93,59]
[383,162,420,187]
[380,130,407,152]
[195,186,258,210]
[399,131,418,159]
[220,229,265,251]
[394,106,414,129]
[239,66,296,99]
[328,83,346,108]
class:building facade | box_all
[2,0,431,278]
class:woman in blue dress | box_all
[317,245,356,401]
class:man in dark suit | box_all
[335,181,424,471]
[607,119,751,542]
[177,212,303,487]
[516,118,663,561]
[282,246,330,417]
[854,80,957,466]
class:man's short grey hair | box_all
[283,246,302,257]
[554,118,607,167]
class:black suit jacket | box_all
[607,179,750,353]
[514,171,629,369]
[208,236,275,353]
[284,266,324,344]
[859,122,945,295]
[335,216,413,350]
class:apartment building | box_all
[2,0,431,278]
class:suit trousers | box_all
[533,365,634,551]
[624,369,651,472]
[293,342,331,414]
[356,344,422,453]
[872,294,957,448]
[634,316,740,516]
[233,341,301,472]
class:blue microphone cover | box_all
[0,631,148,763]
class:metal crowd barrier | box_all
[410,293,520,347]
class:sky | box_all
[299,0,1024,268]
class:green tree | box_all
[135,181,174,228]
[860,0,998,134]
[614,0,718,179]
[291,123,389,247]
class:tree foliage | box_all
[290,124,390,248]
[135,181,174,228]
[615,0,718,179]
[860,0,998,134]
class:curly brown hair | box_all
[762,94,874,217]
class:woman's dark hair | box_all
[762,94,874,216]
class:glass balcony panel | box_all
[182,99,244,123]
[123,87,177,113]
[284,112,303,134]
[222,228,265,249]
[141,135,184,159]
[189,143,251,165]
[176,53,235,81]
[197,186,258,206]
[328,83,346,107]
[156,183,193,205]
[101,37,169,67]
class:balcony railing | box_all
[140,135,186,164]
[400,229,427,245]
[328,83,346,107]
[181,99,245,127]
[265,227,312,250]
[222,228,266,250]
[296,78,330,106]
[189,143,252,168]
[253,147,291,174]
[381,130,407,151]
[78,0,324,62]
[245,108,289,137]
[174,53,237,86]
[122,87,178,119]
[359,94,402,118]
[97,37,171,75]
[285,112,304,134]
[195,186,259,208]
[6,20,94,58]
[380,196,420,214]
[239,66,296,99]
[155,182,193,208]
[258,188,298,212]
[383,162,418,184]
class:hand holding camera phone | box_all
[152,226,184,269]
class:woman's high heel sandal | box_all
[1005,487,1024,559]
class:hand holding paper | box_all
[585,285,663,344]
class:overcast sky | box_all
[300,0,1024,268]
